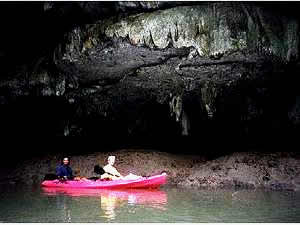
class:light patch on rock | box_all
[169,94,190,135]
[104,5,247,57]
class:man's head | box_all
[108,156,115,165]
[62,157,70,165]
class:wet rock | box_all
[269,182,295,191]
[178,152,300,191]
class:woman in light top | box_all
[101,156,141,180]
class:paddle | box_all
[44,165,110,181]
[43,173,72,182]
[43,173,58,181]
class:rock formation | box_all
[0,2,299,148]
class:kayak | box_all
[41,173,167,189]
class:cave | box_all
[0,1,300,191]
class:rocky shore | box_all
[2,150,299,191]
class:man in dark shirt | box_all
[56,157,73,180]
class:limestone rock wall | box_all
[60,3,299,61]
[0,2,300,142]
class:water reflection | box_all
[42,187,167,221]
[53,194,72,222]
[100,192,124,220]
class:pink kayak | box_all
[41,173,167,189]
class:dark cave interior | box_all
[1,1,300,170]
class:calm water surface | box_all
[0,184,300,222]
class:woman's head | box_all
[108,156,115,165]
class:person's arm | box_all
[111,167,124,178]
[56,166,62,178]
[114,168,122,177]
[56,166,67,180]
[104,165,122,178]
[67,167,73,180]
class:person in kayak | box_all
[56,157,74,180]
[101,156,124,180]
[101,156,142,181]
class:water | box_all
[0,185,300,223]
